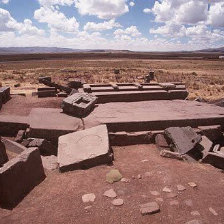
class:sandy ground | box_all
[0,145,223,224]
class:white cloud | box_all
[129,1,135,7]
[84,19,121,32]
[208,2,224,27]
[38,0,73,6]
[74,0,129,19]
[1,0,10,4]
[34,6,79,33]
[143,8,151,14]
[0,8,44,35]
[114,26,141,38]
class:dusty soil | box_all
[0,57,224,101]
[0,145,223,224]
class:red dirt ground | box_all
[0,145,223,224]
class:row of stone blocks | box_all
[0,87,10,110]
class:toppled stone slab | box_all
[27,138,57,156]
[202,152,224,170]
[164,127,202,155]
[198,125,222,141]
[0,137,8,167]
[140,202,160,215]
[58,125,112,172]
[15,130,26,143]
[62,93,97,117]
[0,147,45,209]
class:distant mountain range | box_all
[0,46,223,54]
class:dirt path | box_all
[0,145,223,224]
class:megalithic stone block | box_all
[0,87,10,103]
[0,147,45,209]
[62,93,98,117]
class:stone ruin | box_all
[0,73,224,209]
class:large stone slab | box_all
[29,108,83,142]
[0,147,45,208]
[84,100,224,132]
[58,125,112,172]
[164,127,201,154]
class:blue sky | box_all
[0,0,224,51]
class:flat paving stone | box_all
[58,125,112,172]
[112,198,124,206]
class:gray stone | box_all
[62,93,97,117]
[112,198,124,206]
[41,155,58,171]
[140,202,160,215]
[103,189,117,198]
[27,138,57,156]
[106,169,122,183]
[155,134,169,150]
[0,137,8,167]
[58,125,112,172]
[15,130,26,143]
[0,147,45,209]
[160,149,187,160]
[82,193,96,203]
[164,127,202,155]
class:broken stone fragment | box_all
[106,169,122,184]
[160,149,187,160]
[58,125,112,172]
[198,136,213,158]
[82,193,96,203]
[155,134,169,150]
[15,130,26,143]
[103,189,117,198]
[164,127,202,155]
[0,137,8,167]
[112,198,124,206]
[140,202,160,215]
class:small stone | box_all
[137,174,142,179]
[177,184,186,191]
[188,182,197,188]
[141,159,149,163]
[184,199,193,207]
[84,206,92,210]
[163,187,172,193]
[191,211,200,216]
[106,169,122,183]
[209,207,218,216]
[169,200,179,206]
[167,193,177,198]
[150,191,160,196]
[185,220,202,224]
[82,193,96,203]
[144,172,151,177]
[121,178,130,183]
[156,198,164,202]
[103,189,117,198]
[140,202,160,215]
[112,198,124,206]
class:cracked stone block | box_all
[164,127,202,155]
[58,125,112,172]
[62,93,97,117]
[0,147,45,209]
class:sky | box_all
[0,0,224,51]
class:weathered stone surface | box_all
[160,149,187,160]
[164,127,202,155]
[159,83,176,90]
[0,147,45,208]
[62,93,97,117]
[184,199,193,207]
[37,90,56,98]
[199,136,213,155]
[140,202,160,215]
[41,155,58,171]
[162,187,172,193]
[0,87,10,103]
[82,193,96,203]
[27,138,57,156]
[15,130,26,143]
[155,134,169,150]
[202,152,224,170]
[198,125,222,142]
[112,198,124,206]
[58,125,112,172]
[177,184,186,191]
[0,137,8,167]
[103,189,117,198]
[188,182,197,188]
[2,138,26,154]
[106,169,122,183]
[185,220,202,224]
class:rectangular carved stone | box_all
[0,87,10,103]
[0,147,45,208]
[37,90,56,98]
[62,93,97,117]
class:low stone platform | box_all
[29,108,83,142]
[84,100,224,132]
